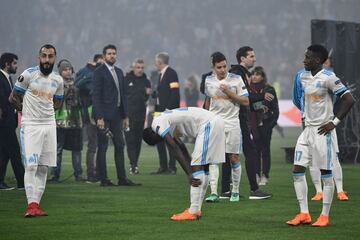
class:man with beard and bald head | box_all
[9,44,64,217]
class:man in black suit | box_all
[0,53,25,190]
[92,44,140,187]
[152,52,180,174]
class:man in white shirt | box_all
[204,52,249,202]
[287,44,355,227]
[9,44,64,217]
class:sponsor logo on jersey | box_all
[18,75,24,82]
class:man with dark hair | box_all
[9,44,64,217]
[287,44,355,227]
[92,44,140,186]
[0,52,25,190]
[204,52,249,202]
[151,52,180,174]
[143,107,225,220]
[125,58,151,175]
[225,46,272,200]
[75,54,104,183]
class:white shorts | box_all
[191,116,226,166]
[20,124,57,167]
[294,126,337,170]
[225,126,241,154]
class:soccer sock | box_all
[293,173,309,213]
[332,159,344,193]
[35,165,48,204]
[321,174,334,216]
[189,170,205,214]
[209,164,219,195]
[198,170,209,211]
[309,166,322,193]
[231,162,241,194]
[24,165,38,204]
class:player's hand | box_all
[219,84,230,95]
[263,105,269,113]
[189,176,201,187]
[264,92,274,101]
[97,118,105,130]
[123,117,129,131]
[318,122,335,135]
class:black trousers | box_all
[221,128,259,193]
[156,141,176,171]
[85,123,98,179]
[96,118,126,182]
[124,119,144,168]
[0,128,24,187]
[254,122,273,178]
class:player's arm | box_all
[219,84,249,106]
[9,89,24,111]
[164,134,201,187]
[53,98,64,109]
[318,75,356,135]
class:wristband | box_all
[332,117,341,126]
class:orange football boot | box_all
[337,192,349,201]
[286,212,312,226]
[312,214,329,227]
[311,192,323,201]
[170,209,201,221]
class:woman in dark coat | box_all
[249,66,279,185]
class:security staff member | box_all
[125,58,151,175]
[152,52,180,174]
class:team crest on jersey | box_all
[335,80,341,85]
[18,75,24,82]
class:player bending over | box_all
[143,107,225,221]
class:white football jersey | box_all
[205,72,248,129]
[300,69,347,126]
[14,66,64,125]
[151,107,217,138]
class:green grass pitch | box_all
[0,128,359,240]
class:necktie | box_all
[111,67,121,106]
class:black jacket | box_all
[0,71,17,129]
[125,71,151,120]
[229,64,252,135]
[156,67,180,112]
[92,64,128,120]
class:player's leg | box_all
[21,126,45,217]
[229,153,241,202]
[333,151,348,200]
[205,163,219,202]
[312,131,336,227]
[287,129,312,226]
[309,166,323,201]
[171,164,204,221]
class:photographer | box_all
[48,60,84,182]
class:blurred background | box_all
[1,0,359,99]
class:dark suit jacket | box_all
[156,66,180,111]
[92,64,128,121]
[0,71,17,129]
